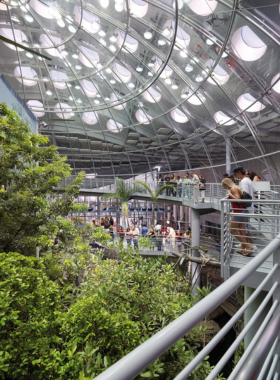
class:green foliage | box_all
[0,103,85,254]
[133,180,174,224]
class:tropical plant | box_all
[134,180,174,224]
[0,103,85,255]
[101,177,144,228]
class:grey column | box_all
[226,136,231,175]
[191,208,201,296]
[244,287,272,350]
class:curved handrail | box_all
[93,234,280,380]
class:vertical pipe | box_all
[191,208,201,296]
[226,137,231,175]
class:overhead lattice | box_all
[1,0,280,182]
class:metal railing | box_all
[94,233,280,380]
[221,198,280,279]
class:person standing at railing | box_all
[117,226,125,242]
[158,173,164,191]
[221,178,254,256]
[147,225,157,250]
[190,172,200,203]
[126,227,132,247]
[233,167,257,252]
[141,223,148,237]
[199,174,206,203]
[131,225,139,250]
[170,174,176,196]
[100,217,105,227]
[183,173,192,198]
[166,226,176,251]
[109,216,114,226]
[164,173,171,196]
[177,176,182,197]
[176,230,183,253]
[157,228,164,251]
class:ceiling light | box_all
[110,35,117,43]
[115,3,123,11]
[70,112,75,116]
[65,16,73,23]
[98,29,106,37]
[75,64,82,70]
[105,97,110,101]
[67,83,72,88]
[75,85,81,89]
[99,0,109,8]
[173,0,184,9]
[24,15,34,22]
[20,5,27,12]
[128,82,135,88]
[144,30,153,40]
[99,38,106,46]
[11,15,20,22]
[96,94,101,98]
[148,62,154,67]
[43,78,49,82]
[195,75,204,82]
[165,78,171,85]
[110,79,116,84]
[171,84,178,90]
[185,64,193,72]
[109,44,116,52]
[68,25,76,33]
[69,96,73,101]
[94,99,100,104]
[148,72,153,76]
[106,67,112,73]
[181,93,188,99]
[222,51,228,58]
[46,90,52,96]
[180,50,188,58]
[158,39,166,46]
[162,28,170,37]
[38,56,43,61]
[206,37,216,45]
[61,50,68,57]
[26,52,33,58]
[57,19,65,28]
[136,66,143,72]
[77,98,82,104]
[72,53,78,59]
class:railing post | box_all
[273,242,280,358]
[191,208,201,297]
[220,200,224,278]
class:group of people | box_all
[221,166,259,256]
[105,222,192,252]
[156,172,206,203]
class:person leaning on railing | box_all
[157,228,164,251]
[117,226,125,241]
[221,178,254,256]
[147,225,157,250]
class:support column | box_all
[191,208,201,296]
[226,136,231,175]
[244,287,272,350]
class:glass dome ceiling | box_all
[1,0,280,183]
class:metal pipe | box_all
[233,304,280,380]
[257,337,279,380]
[267,355,279,380]
[207,290,279,380]
[174,265,279,380]
[94,236,280,380]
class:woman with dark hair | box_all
[246,169,261,182]
[170,174,176,196]
[199,174,206,203]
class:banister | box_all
[94,234,280,380]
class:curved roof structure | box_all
[1,0,280,183]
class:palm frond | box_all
[134,180,154,199]
[101,192,121,201]
[102,201,121,210]
[155,185,175,198]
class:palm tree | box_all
[101,177,144,228]
[134,180,174,225]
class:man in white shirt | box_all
[190,172,200,203]
[131,225,139,250]
[233,167,257,250]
